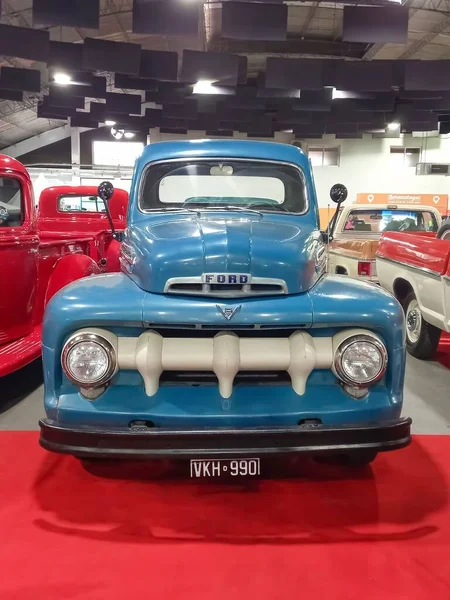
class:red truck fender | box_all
[45,254,101,306]
[105,238,122,272]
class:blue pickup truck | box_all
[39,140,411,472]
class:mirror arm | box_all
[103,202,117,239]
[327,201,343,241]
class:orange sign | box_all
[356,193,448,212]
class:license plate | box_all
[190,458,260,478]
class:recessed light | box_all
[53,72,72,85]
[105,120,116,126]
[193,80,215,94]
[124,131,135,139]
[387,122,400,131]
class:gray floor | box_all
[1,355,450,433]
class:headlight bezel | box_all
[61,332,117,388]
[334,334,388,388]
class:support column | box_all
[71,127,81,185]
[148,128,161,144]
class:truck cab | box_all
[328,203,441,283]
[39,140,411,467]
[0,156,127,378]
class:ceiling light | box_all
[53,72,72,85]
[111,127,124,140]
[193,80,215,94]
[387,122,400,131]
[124,131,135,139]
[332,89,356,100]
[105,120,116,126]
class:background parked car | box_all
[328,203,442,283]
[0,156,128,378]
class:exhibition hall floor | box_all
[1,352,450,599]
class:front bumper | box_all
[39,417,412,459]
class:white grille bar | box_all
[117,330,334,398]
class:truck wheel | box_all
[437,221,450,240]
[403,291,441,359]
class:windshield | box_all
[58,195,106,213]
[342,209,438,234]
[140,160,307,213]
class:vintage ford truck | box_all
[377,230,450,359]
[0,157,128,378]
[328,203,441,283]
[39,140,411,469]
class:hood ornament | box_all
[216,305,241,321]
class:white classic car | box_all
[327,203,442,282]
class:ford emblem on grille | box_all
[216,305,242,321]
[204,273,250,284]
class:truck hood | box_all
[127,212,325,295]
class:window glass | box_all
[342,209,438,233]
[390,147,420,168]
[309,148,324,167]
[405,148,420,168]
[141,160,307,214]
[92,141,144,167]
[323,147,339,166]
[0,177,23,228]
[58,195,106,213]
[309,147,339,167]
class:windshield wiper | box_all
[144,206,264,217]
[208,205,264,217]
[143,207,201,215]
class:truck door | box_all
[0,175,38,346]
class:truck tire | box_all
[403,291,441,359]
[437,220,450,240]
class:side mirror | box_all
[98,181,114,203]
[97,181,117,238]
[330,183,348,204]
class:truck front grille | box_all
[160,370,291,387]
[164,276,287,297]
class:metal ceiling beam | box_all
[363,0,418,60]
[299,2,321,36]
[2,124,73,158]
[398,14,450,58]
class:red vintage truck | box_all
[377,230,450,359]
[0,155,128,377]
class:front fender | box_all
[45,253,101,306]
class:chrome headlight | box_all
[62,332,116,388]
[334,334,387,387]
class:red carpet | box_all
[0,433,449,599]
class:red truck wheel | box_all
[403,291,441,359]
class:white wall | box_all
[150,128,450,212]
[307,134,450,211]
